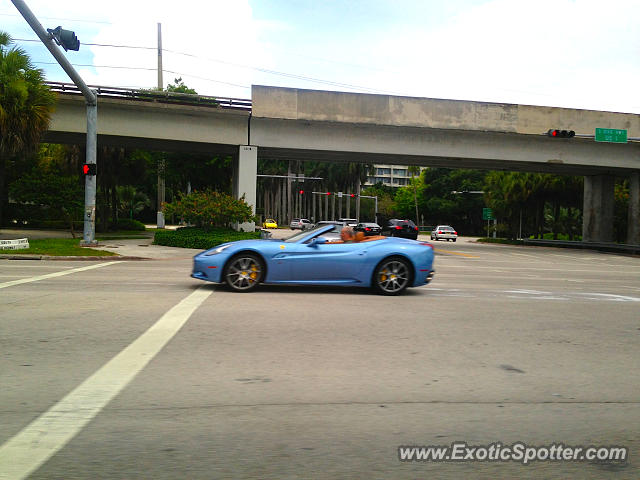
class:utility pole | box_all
[12,0,98,245]
[156,23,166,228]
[157,23,163,90]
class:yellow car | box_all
[262,218,278,229]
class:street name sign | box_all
[595,128,627,143]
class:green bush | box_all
[162,189,256,229]
[153,227,260,249]
[110,218,146,231]
[7,219,84,230]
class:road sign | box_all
[482,208,494,220]
[595,128,627,143]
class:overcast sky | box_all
[2,0,639,113]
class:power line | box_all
[163,70,249,89]
[0,12,111,25]
[33,61,250,89]
[36,61,156,71]
[14,38,155,50]
[14,37,401,95]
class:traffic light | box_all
[298,190,304,194]
[350,193,356,198]
[547,129,575,138]
[326,192,331,195]
[83,163,97,176]
[47,26,80,51]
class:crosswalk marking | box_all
[0,262,124,290]
[0,285,213,480]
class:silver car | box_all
[290,218,313,230]
[431,225,458,242]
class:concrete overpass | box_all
[45,84,640,243]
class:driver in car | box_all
[328,226,365,243]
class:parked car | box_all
[355,222,382,236]
[382,219,419,240]
[431,225,458,242]
[262,218,278,229]
[192,223,435,295]
[338,218,358,227]
[290,218,313,230]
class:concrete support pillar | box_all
[232,145,257,232]
[628,171,640,245]
[582,174,615,242]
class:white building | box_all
[364,165,426,187]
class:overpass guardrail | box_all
[522,238,640,255]
[46,81,252,112]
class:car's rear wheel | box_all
[224,253,264,292]
[373,257,411,295]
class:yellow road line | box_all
[434,248,479,258]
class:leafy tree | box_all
[0,32,56,226]
[163,189,256,229]
[360,184,397,221]
[394,175,425,221]
[407,165,420,223]
[9,169,83,236]
[165,77,197,94]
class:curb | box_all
[0,255,150,261]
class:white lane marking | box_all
[575,292,640,302]
[0,262,124,290]
[508,252,538,258]
[425,288,640,303]
[0,286,213,480]
[441,264,640,274]
[504,289,551,295]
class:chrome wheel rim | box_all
[227,257,262,290]
[377,260,409,293]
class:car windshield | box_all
[283,224,335,242]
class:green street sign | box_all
[595,128,627,143]
[482,208,494,220]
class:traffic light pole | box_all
[84,103,97,244]
[12,0,98,245]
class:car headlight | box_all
[204,244,232,256]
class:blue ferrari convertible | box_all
[191,224,435,295]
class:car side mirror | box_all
[308,237,328,247]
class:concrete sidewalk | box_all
[90,236,202,259]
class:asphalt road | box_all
[1,237,639,479]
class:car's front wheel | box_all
[372,257,411,295]
[224,254,264,292]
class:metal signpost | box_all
[483,208,494,237]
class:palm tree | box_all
[117,185,150,220]
[0,31,56,226]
